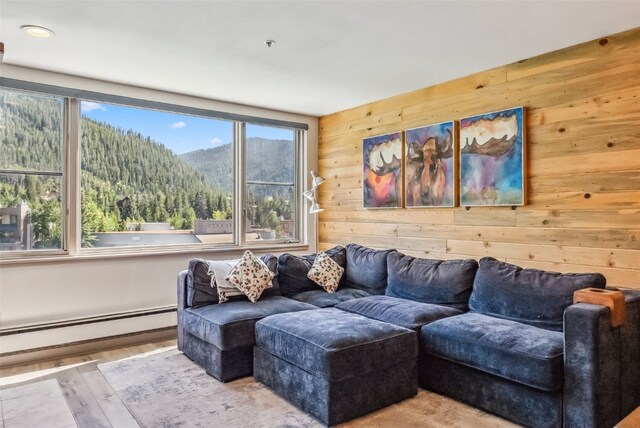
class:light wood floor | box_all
[0,339,520,428]
[3,340,636,428]
[0,339,177,428]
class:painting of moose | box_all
[363,132,403,208]
[459,107,525,206]
[404,121,456,207]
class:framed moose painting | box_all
[362,132,403,208]
[459,107,526,207]
[404,121,456,208]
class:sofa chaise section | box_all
[418,257,636,428]
[177,269,315,382]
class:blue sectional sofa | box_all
[177,244,640,427]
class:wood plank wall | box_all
[317,27,640,289]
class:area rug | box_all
[0,378,78,428]
[98,348,320,428]
[98,348,518,428]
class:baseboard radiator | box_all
[0,306,177,367]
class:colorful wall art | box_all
[459,107,525,206]
[404,121,456,208]
[363,132,403,208]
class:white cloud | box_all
[210,137,223,147]
[81,101,106,112]
[170,121,187,129]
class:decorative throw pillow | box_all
[277,246,347,296]
[307,251,345,293]
[225,250,275,303]
[207,258,244,304]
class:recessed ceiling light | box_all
[21,25,55,38]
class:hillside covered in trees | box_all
[179,136,295,194]
[0,89,295,249]
[80,117,233,237]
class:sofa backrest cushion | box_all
[385,252,478,311]
[277,246,346,297]
[345,244,396,295]
[261,254,279,294]
[186,253,280,307]
[186,258,218,307]
[469,257,607,331]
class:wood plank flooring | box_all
[0,379,77,428]
[3,338,636,428]
[0,340,176,428]
[0,338,515,428]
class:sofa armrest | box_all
[564,302,621,428]
[177,269,189,350]
[619,290,640,418]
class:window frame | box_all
[239,123,304,247]
[0,78,309,259]
[0,87,68,256]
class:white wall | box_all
[0,65,319,353]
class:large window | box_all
[0,88,64,253]
[0,81,306,256]
[80,101,234,248]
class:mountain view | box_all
[179,137,295,194]
[0,89,295,249]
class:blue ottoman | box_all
[254,308,418,425]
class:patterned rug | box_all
[98,348,518,428]
[98,348,320,428]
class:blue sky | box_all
[81,101,294,155]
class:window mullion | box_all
[296,129,305,245]
[234,121,246,247]
[66,98,81,255]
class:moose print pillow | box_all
[225,250,275,303]
[307,251,345,293]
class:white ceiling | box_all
[1,1,639,117]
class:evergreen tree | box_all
[31,198,61,249]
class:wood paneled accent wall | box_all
[317,27,640,289]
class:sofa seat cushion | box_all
[345,244,396,295]
[421,312,564,392]
[255,308,417,382]
[182,296,316,351]
[290,288,370,308]
[336,295,463,331]
[386,252,478,311]
[469,257,606,331]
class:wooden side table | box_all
[616,406,640,428]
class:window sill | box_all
[0,242,310,266]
